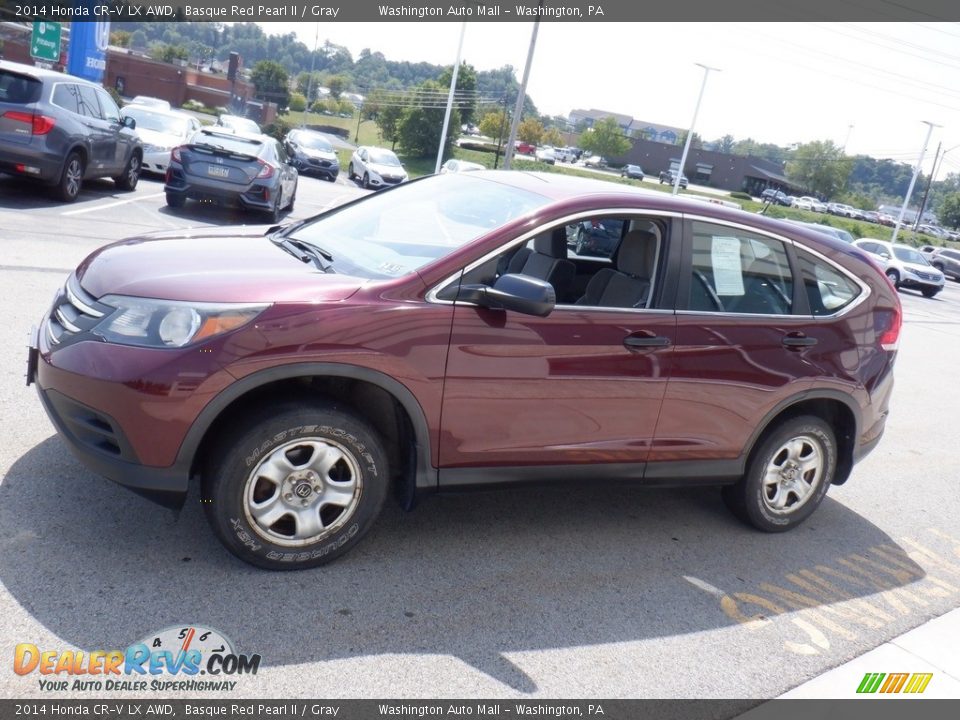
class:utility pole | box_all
[892,120,940,245]
[493,96,509,169]
[914,141,941,231]
[304,23,319,128]
[436,22,467,174]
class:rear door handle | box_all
[624,334,672,349]
[782,333,817,349]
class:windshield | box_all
[368,149,401,166]
[286,174,549,279]
[893,246,930,265]
[123,108,189,135]
[296,133,333,151]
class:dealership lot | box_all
[2,174,960,699]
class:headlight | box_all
[94,296,268,348]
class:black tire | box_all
[114,152,141,191]
[202,402,389,570]
[55,152,84,202]
[347,163,355,180]
[722,415,836,533]
[165,192,185,208]
[922,287,940,298]
[266,194,281,223]
[885,269,901,288]
[362,172,370,189]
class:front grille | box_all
[308,158,332,168]
[47,275,108,345]
[381,175,403,184]
[913,270,938,281]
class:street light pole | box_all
[673,63,720,196]
[914,141,941,231]
[435,22,467,174]
[303,23,319,129]
[891,120,940,245]
[842,124,854,153]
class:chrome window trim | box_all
[425,208,681,315]
[683,214,872,319]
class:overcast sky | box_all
[267,21,960,176]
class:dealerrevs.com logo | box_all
[13,625,261,692]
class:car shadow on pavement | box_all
[157,201,284,226]
[0,437,927,694]
[0,176,123,210]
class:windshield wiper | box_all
[272,236,334,271]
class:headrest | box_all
[617,230,657,276]
[534,229,568,259]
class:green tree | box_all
[378,102,404,149]
[288,92,307,112]
[296,71,325,102]
[151,43,189,64]
[110,30,132,48]
[937,192,960,229]
[251,60,291,111]
[517,118,545,146]
[129,30,148,50]
[398,80,459,158]
[438,62,478,126]
[479,109,509,144]
[579,116,630,159]
[786,140,852,198]
[326,74,348,100]
[715,134,735,154]
[542,128,563,147]
[677,131,703,149]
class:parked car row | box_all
[853,238,945,298]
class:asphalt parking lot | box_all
[2,172,960,700]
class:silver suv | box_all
[854,239,945,298]
[0,60,142,201]
[921,246,960,281]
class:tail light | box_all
[878,303,902,351]
[170,146,182,163]
[256,160,274,179]
[3,110,55,135]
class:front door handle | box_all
[624,334,671,349]
[782,333,818,349]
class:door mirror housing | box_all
[457,274,556,317]
[123,116,136,130]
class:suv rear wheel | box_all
[114,153,141,191]
[722,415,836,532]
[55,152,84,202]
[203,402,389,570]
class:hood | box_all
[300,147,338,161]
[75,226,366,304]
[369,162,406,178]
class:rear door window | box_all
[689,221,793,315]
[76,85,102,119]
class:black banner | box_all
[1,0,960,22]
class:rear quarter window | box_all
[797,249,861,316]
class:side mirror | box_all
[457,273,556,317]
[123,116,136,130]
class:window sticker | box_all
[711,236,745,295]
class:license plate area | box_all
[207,165,230,178]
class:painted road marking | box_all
[60,192,166,216]
[687,528,960,656]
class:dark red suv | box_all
[29,172,900,569]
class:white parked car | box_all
[129,96,171,111]
[792,196,827,213]
[348,146,408,189]
[120,105,201,174]
[582,155,606,168]
[535,147,556,165]
[853,238,945,298]
[440,159,485,173]
[215,114,261,135]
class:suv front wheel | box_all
[203,402,389,570]
[722,415,836,532]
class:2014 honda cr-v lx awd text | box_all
[28,172,901,569]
